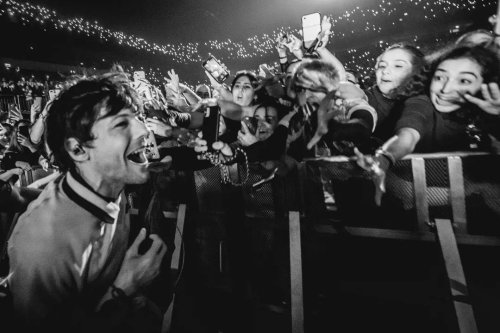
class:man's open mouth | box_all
[126,147,148,165]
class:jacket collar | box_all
[62,170,121,224]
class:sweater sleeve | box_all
[394,95,434,136]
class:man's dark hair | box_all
[45,73,142,171]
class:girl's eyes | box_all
[459,79,473,85]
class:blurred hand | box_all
[113,228,167,296]
[194,138,235,162]
[316,16,332,49]
[238,121,259,146]
[146,118,172,138]
[204,70,222,90]
[307,91,343,150]
[0,167,23,182]
[147,155,173,173]
[353,148,386,206]
[284,34,302,53]
[39,157,50,171]
[166,69,180,94]
[15,161,32,171]
[276,35,288,57]
[17,134,37,151]
[464,83,500,116]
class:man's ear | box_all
[65,138,89,162]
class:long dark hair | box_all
[398,45,500,100]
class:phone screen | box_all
[18,125,30,138]
[202,56,230,84]
[302,13,322,49]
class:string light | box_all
[0,0,495,83]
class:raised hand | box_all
[306,91,344,150]
[284,34,304,59]
[238,121,259,146]
[464,83,500,115]
[316,16,332,49]
[166,69,180,94]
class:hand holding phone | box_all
[242,116,258,135]
[202,56,230,84]
[302,13,322,49]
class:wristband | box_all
[375,148,396,167]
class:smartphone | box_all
[202,105,220,148]
[18,124,30,138]
[202,56,230,84]
[242,116,258,135]
[302,13,322,49]
[48,89,61,101]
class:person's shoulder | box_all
[405,94,432,105]
[13,179,70,246]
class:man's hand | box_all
[113,228,167,296]
[464,83,500,116]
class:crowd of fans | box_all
[1,13,500,333]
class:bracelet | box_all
[375,148,396,167]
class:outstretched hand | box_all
[353,148,386,206]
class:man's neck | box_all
[71,168,122,202]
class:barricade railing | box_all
[298,151,500,333]
[302,151,500,245]
[188,152,500,333]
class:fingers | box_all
[306,133,322,150]
[145,234,167,257]
[240,121,249,134]
[129,228,147,253]
[220,143,234,157]
[464,93,486,108]
[488,83,500,100]
[194,138,208,153]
